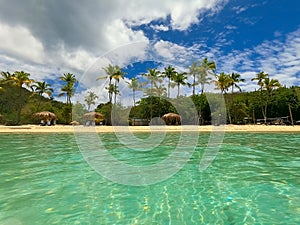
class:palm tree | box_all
[187,61,199,95]
[152,83,167,98]
[251,71,269,91]
[162,65,177,98]
[142,68,162,95]
[142,68,162,119]
[97,64,123,103]
[105,83,119,104]
[11,71,34,95]
[10,71,34,124]
[214,72,231,94]
[32,81,53,97]
[0,71,13,84]
[153,83,167,118]
[214,72,232,124]
[111,66,125,104]
[31,81,53,111]
[251,71,269,123]
[230,72,245,93]
[126,77,141,107]
[198,58,216,94]
[59,73,77,105]
[172,72,188,98]
[59,83,75,105]
[261,77,281,123]
[84,91,98,111]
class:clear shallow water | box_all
[0,132,299,225]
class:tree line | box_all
[1,57,299,125]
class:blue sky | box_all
[0,0,299,105]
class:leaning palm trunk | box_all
[17,86,23,124]
[226,94,233,124]
[192,74,196,95]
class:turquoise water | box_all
[0,132,300,224]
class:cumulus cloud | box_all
[153,40,198,64]
[0,22,45,63]
[0,0,227,94]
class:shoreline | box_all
[0,124,300,133]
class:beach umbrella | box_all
[82,112,104,119]
[162,113,181,125]
[33,111,57,120]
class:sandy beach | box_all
[0,124,300,133]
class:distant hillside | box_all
[0,85,68,125]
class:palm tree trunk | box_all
[177,84,180,98]
[192,74,196,95]
[133,89,136,107]
[17,86,22,124]
[168,77,170,98]
[150,82,153,120]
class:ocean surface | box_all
[0,132,299,225]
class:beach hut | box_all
[162,113,181,125]
[83,112,104,125]
[33,111,57,125]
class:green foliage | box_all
[96,102,113,125]
[134,96,176,120]
[0,84,68,125]
[72,102,88,123]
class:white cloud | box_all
[122,0,226,31]
[103,19,148,50]
[0,22,45,63]
[215,28,300,91]
[153,40,197,64]
[150,24,169,32]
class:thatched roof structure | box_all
[33,111,57,120]
[162,113,181,125]
[83,112,104,119]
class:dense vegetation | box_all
[1,58,300,125]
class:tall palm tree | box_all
[261,77,281,123]
[126,77,141,107]
[59,83,75,105]
[251,71,269,123]
[142,68,162,95]
[152,83,166,118]
[142,68,162,119]
[10,71,34,124]
[59,73,77,105]
[230,72,245,93]
[198,58,216,93]
[187,61,199,95]
[32,81,53,97]
[84,91,98,111]
[111,66,125,104]
[96,64,124,103]
[162,65,177,98]
[251,71,269,91]
[214,72,231,94]
[214,72,233,124]
[31,81,53,111]
[172,72,188,98]
[11,71,34,95]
